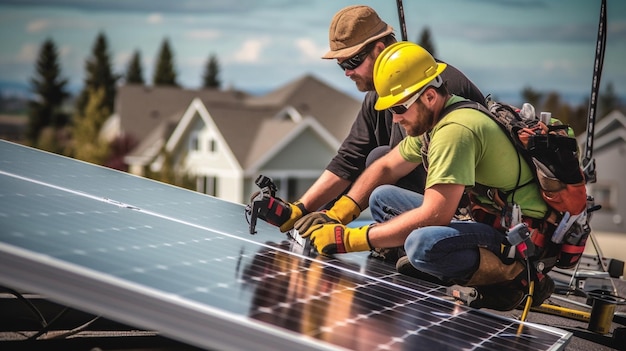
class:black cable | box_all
[2,287,47,328]
[396,0,408,41]
[582,0,607,183]
[27,307,70,340]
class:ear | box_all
[421,87,437,106]
[372,41,386,57]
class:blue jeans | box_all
[367,146,426,194]
[369,184,505,282]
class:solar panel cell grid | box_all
[0,140,570,350]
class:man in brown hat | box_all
[252,5,484,266]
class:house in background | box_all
[578,110,626,274]
[104,74,361,205]
[581,110,626,234]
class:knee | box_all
[369,184,399,221]
[404,229,437,262]
[366,146,391,167]
[404,231,423,259]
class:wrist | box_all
[331,195,362,224]
[349,225,372,252]
[294,200,309,215]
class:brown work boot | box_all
[465,248,555,311]
[470,270,555,311]
[396,256,451,286]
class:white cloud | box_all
[233,38,269,63]
[147,13,163,24]
[26,19,49,33]
[16,44,39,62]
[294,38,325,62]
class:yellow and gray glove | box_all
[294,195,361,234]
[279,201,308,232]
[303,223,372,256]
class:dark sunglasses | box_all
[337,42,375,71]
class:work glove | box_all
[302,223,372,256]
[247,190,309,232]
[279,201,308,232]
[294,195,361,234]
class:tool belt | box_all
[472,207,555,248]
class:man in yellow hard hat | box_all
[294,42,555,311]
[251,5,484,265]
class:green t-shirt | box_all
[399,96,547,218]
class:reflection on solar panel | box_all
[0,140,571,350]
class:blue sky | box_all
[0,0,624,103]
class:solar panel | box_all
[0,140,571,350]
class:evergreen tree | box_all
[570,102,588,136]
[417,27,436,57]
[153,38,178,86]
[70,87,110,164]
[202,54,221,89]
[598,81,620,119]
[521,86,542,109]
[75,32,119,115]
[145,148,195,190]
[27,38,70,145]
[125,50,145,84]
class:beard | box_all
[352,74,375,92]
[404,100,435,137]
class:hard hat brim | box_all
[374,63,447,111]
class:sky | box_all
[0,0,624,104]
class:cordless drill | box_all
[245,175,292,234]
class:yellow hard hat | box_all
[373,41,447,110]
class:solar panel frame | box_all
[0,140,572,351]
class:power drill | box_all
[245,175,292,234]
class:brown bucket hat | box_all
[322,5,394,59]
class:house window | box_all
[196,176,217,196]
[591,184,616,211]
[206,176,218,197]
[209,138,217,153]
[287,178,298,202]
[190,132,200,151]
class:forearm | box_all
[299,170,351,211]
[368,209,421,248]
[347,147,416,210]
[368,185,465,248]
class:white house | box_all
[107,75,361,204]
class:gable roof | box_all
[116,84,248,142]
[247,74,361,141]
[119,75,360,172]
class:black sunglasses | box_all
[337,42,376,71]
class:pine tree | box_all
[70,87,110,164]
[153,38,178,86]
[521,86,543,109]
[125,50,145,84]
[417,27,436,57]
[202,54,221,89]
[75,32,119,115]
[598,82,620,119]
[27,38,70,145]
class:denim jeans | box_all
[367,146,426,194]
[369,184,505,282]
